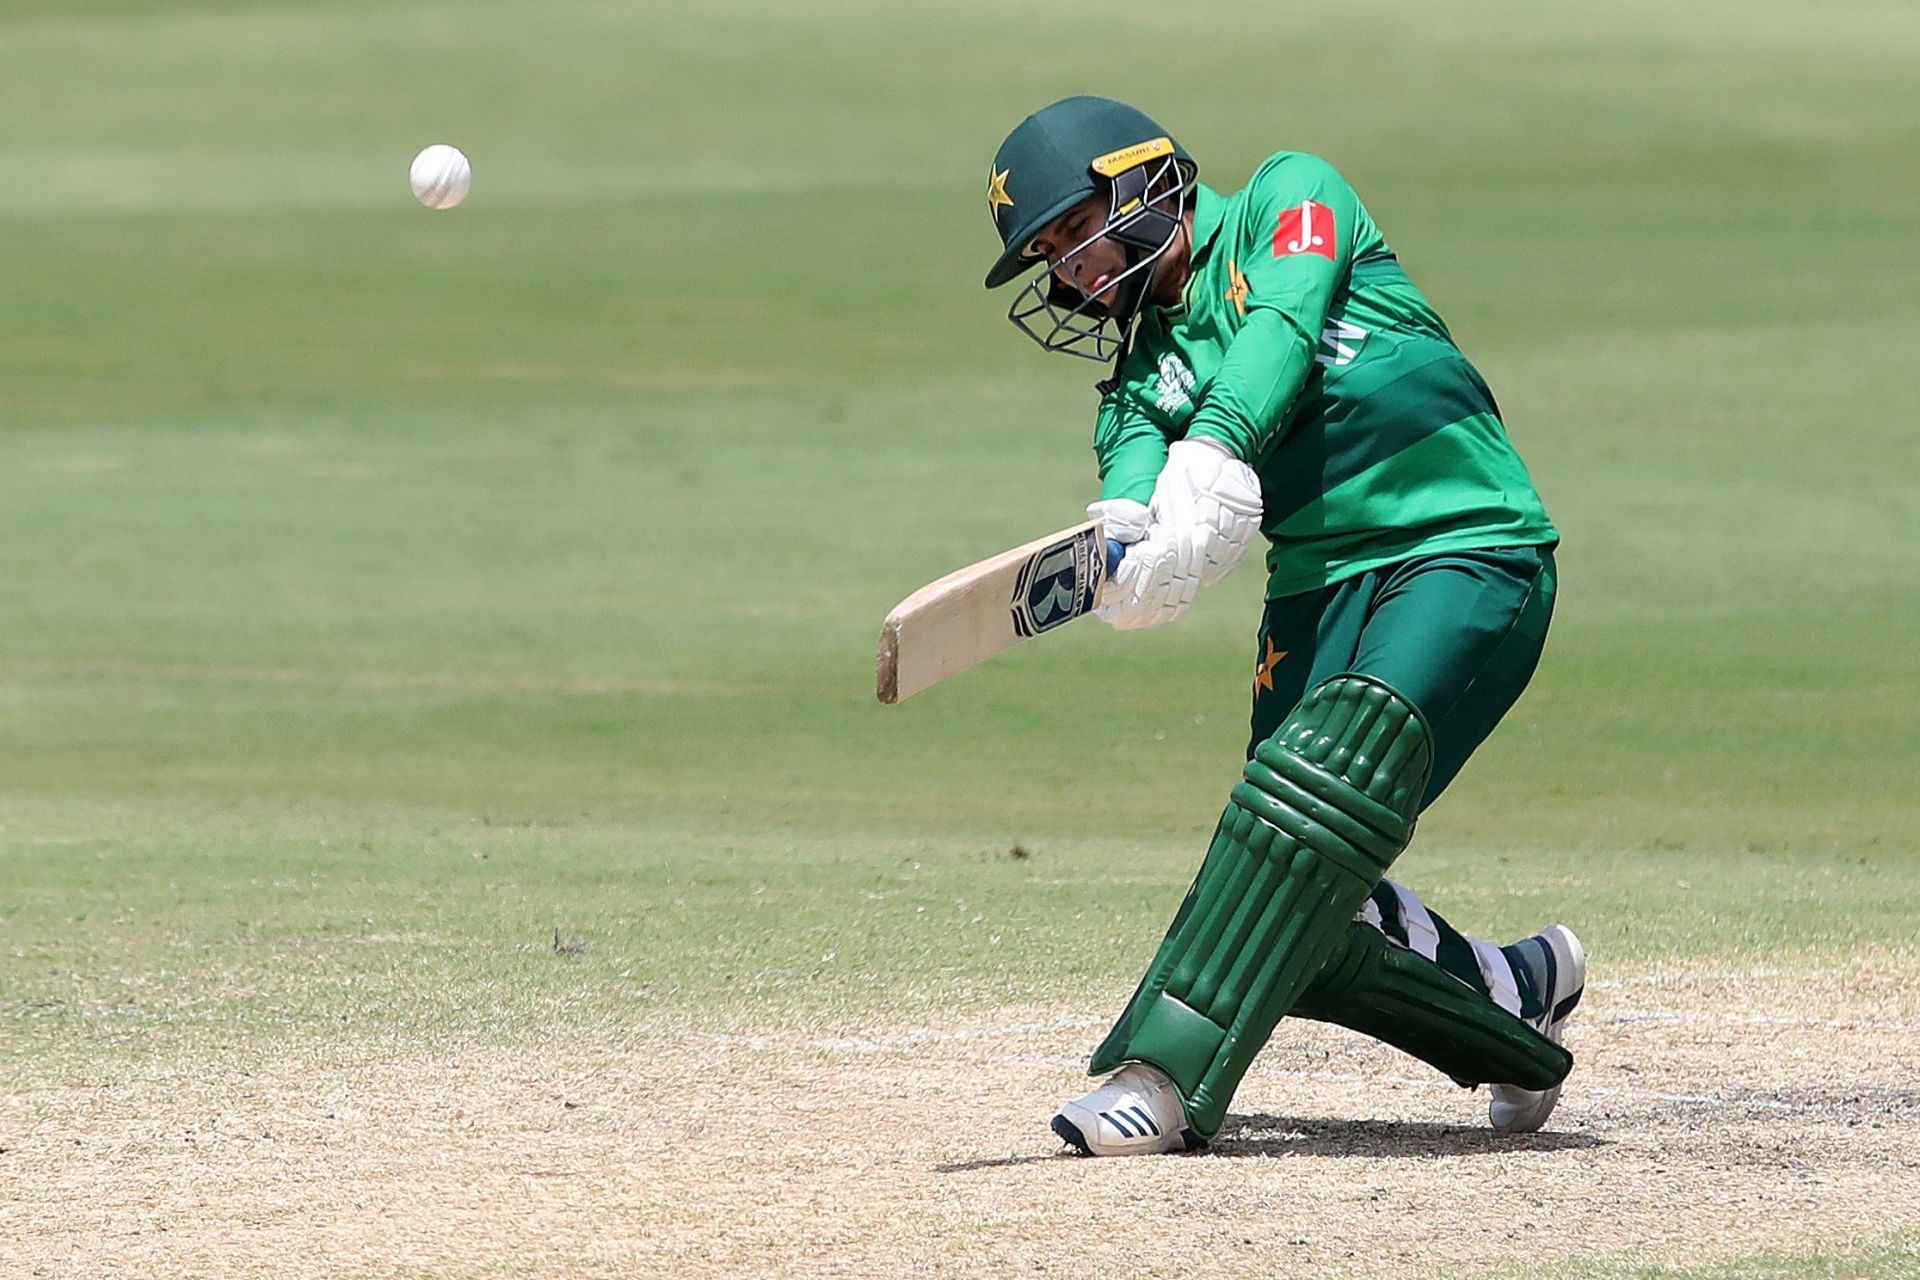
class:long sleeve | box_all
[1093,391,1173,502]
[1184,154,1361,461]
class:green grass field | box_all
[4,2,1919,1277]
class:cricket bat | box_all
[876,521,1125,704]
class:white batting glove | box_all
[1093,439,1263,630]
[1148,437,1264,586]
[1086,497,1150,546]
[1087,497,1171,631]
[1094,528,1200,629]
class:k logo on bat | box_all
[1273,199,1336,260]
[1010,528,1104,638]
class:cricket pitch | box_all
[10,962,1918,1279]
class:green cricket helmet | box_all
[983,96,1195,371]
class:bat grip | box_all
[1104,539,1126,574]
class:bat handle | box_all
[1104,539,1126,574]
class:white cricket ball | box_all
[409,144,472,210]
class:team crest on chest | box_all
[1153,353,1196,413]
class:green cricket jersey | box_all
[1094,151,1558,599]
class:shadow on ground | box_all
[1210,1113,1608,1158]
[933,1113,1605,1172]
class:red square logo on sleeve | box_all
[1273,199,1337,259]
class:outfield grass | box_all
[3,2,1918,1276]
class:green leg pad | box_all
[1293,923,1572,1090]
[1091,675,1434,1137]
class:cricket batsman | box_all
[983,96,1586,1154]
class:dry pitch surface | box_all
[10,959,1918,1279]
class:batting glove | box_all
[1147,437,1264,586]
[1094,528,1200,629]
[1093,439,1262,630]
[1086,496,1151,546]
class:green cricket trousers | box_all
[1248,543,1557,807]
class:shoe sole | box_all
[1051,1111,1207,1157]
[1051,1113,1094,1156]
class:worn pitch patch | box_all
[7,966,1920,1279]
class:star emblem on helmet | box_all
[987,166,1013,215]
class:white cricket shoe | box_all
[1051,1063,1202,1156]
[1489,923,1586,1134]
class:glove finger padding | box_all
[1193,462,1262,586]
[1090,440,1258,631]
[1094,534,1195,629]
[1087,497,1151,546]
[1149,438,1264,586]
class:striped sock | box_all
[1499,937,1551,1021]
[1364,879,1537,1018]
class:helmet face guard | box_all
[1006,152,1193,364]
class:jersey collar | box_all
[1155,184,1224,321]
[1188,183,1226,266]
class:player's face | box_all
[1028,195,1128,302]
[1027,187,1191,310]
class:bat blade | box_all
[877,521,1116,704]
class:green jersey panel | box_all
[1092,152,1558,598]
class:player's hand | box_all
[1091,439,1260,630]
[1094,528,1199,629]
[1086,497,1150,546]
[1147,437,1264,586]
